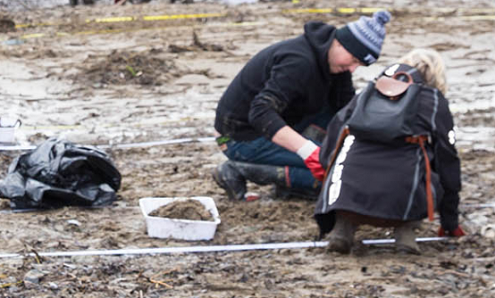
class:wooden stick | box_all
[149,278,173,289]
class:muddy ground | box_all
[0,0,494,297]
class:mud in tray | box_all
[139,197,221,241]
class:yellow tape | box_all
[16,22,55,29]
[337,8,356,14]
[460,15,495,21]
[360,8,387,13]
[15,7,495,29]
[142,13,225,21]
[85,13,225,24]
[90,16,136,23]
[21,33,46,39]
[0,280,23,288]
[17,12,226,29]
[282,8,333,14]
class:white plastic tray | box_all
[0,117,21,144]
[139,197,221,241]
[0,127,16,144]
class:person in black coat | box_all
[212,11,391,201]
[314,48,465,254]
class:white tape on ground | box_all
[0,137,216,151]
[0,237,449,259]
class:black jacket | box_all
[214,22,355,141]
[315,75,462,235]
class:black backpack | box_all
[333,64,436,222]
[346,64,424,143]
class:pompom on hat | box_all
[336,10,392,66]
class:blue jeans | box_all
[221,108,335,190]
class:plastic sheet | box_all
[0,138,121,209]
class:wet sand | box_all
[0,1,494,297]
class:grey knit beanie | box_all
[335,10,391,66]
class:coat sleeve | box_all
[433,91,462,231]
[319,95,358,169]
[248,55,313,140]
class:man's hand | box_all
[297,140,325,181]
[438,226,466,237]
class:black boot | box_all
[326,212,357,254]
[212,161,286,201]
[394,221,421,255]
[212,161,247,201]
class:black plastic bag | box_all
[0,138,121,209]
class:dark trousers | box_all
[220,108,334,190]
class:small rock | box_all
[481,225,495,239]
[67,219,81,226]
[24,269,45,284]
[238,273,249,283]
[24,281,38,289]
[49,282,59,290]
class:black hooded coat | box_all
[214,21,355,141]
[314,64,462,236]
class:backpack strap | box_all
[323,127,350,181]
[405,135,434,221]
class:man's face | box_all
[328,40,364,74]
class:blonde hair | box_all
[398,48,447,94]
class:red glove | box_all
[297,141,325,181]
[438,226,466,237]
